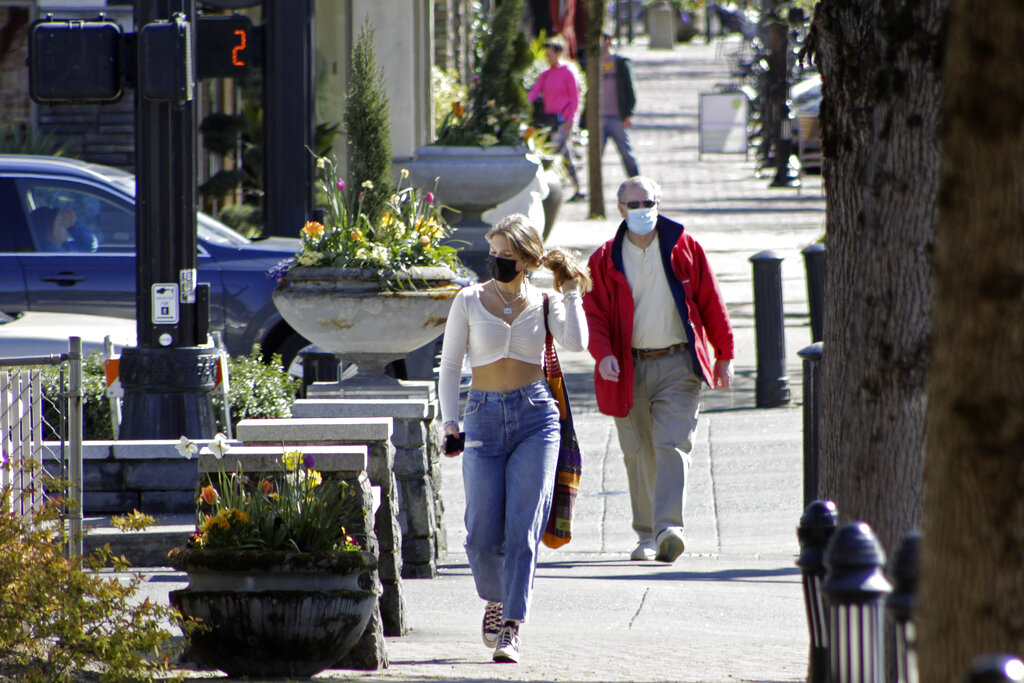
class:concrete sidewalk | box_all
[124,34,824,682]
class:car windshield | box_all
[105,173,251,247]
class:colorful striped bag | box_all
[541,294,582,549]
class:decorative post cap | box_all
[797,499,838,570]
[962,655,1024,683]
[822,522,892,604]
[885,531,921,619]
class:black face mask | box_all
[486,255,519,283]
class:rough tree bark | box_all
[918,1,1024,677]
[811,0,945,553]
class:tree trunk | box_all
[811,0,944,553]
[918,1,1024,677]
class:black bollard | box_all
[886,531,920,683]
[797,500,838,683]
[802,243,825,343]
[797,342,823,507]
[963,655,1024,683]
[750,250,790,407]
[822,522,892,683]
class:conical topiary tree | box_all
[344,19,393,224]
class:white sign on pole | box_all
[699,92,749,157]
[152,283,179,324]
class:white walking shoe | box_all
[630,538,657,561]
[655,527,686,563]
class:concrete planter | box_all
[272,266,460,379]
[169,548,379,678]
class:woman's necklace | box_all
[492,279,526,315]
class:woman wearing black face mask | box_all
[437,213,591,663]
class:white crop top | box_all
[437,283,588,425]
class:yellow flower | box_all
[316,157,327,169]
[361,180,374,190]
[282,450,303,471]
[306,470,323,488]
[400,169,410,179]
[301,221,325,238]
[419,235,430,245]
[296,252,322,266]
[232,509,251,523]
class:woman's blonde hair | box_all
[486,214,593,294]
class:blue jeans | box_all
[462,380,560,622]
[601,115,640,177]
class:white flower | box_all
[200,432,231,460]
[361,180,374,189]
[175,436,198,459]
[480,134,499,147]
[400,169,409,179]
[296,251,322,266]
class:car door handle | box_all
[41,272,87,286]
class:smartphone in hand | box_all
[443,432,465,455]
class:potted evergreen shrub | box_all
[406,0,541,270]
[270,21,463,386]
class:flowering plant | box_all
[176,434,363,554]
[269,156,460,285]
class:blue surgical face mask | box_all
[626,207,658,235]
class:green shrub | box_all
[41,348,298,440]
[0,490,188,681]
[213,346,301,433]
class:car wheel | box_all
[267,332,313,376]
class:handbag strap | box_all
[542,294,563,381]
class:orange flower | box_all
[259,479,274,496]
[301,221,325,238]
[200,485,218,506]
[452,101,465,117]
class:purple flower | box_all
[426,192,435,204]
[266,258,294,282]
[303,453,316,470]
[336,178,345,193]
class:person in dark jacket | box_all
[582,176,734,563]
[599,32,640,177]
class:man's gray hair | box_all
[617,176,663,204]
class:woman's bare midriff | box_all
[471,358,546,393]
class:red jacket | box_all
[583,216,734,418]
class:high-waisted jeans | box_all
[462,380,560,622]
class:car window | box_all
[15,179,134,253]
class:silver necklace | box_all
[492,280,526,315]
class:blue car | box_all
[0,154,310,367]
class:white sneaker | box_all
[630,539,656,561]
[481,601,502,648]
[492,621,520,663]
[655,527,686,563]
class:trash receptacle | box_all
[648,1,675,49]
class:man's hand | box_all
[598,355,620,382]
[623,116,632,128]
[713,359,734,390]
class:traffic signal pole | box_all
[119,0,219,439]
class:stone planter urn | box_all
[168,548,379,678]
[406,145,540,275]
[272,265,461,386]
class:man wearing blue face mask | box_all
[582,176,734,563]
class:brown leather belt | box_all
[632,343,687,361]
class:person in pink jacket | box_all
[528,35,584,201]
[583,176,734,563]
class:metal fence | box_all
[0,337,83,556]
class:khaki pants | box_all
[614,351,703,542]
